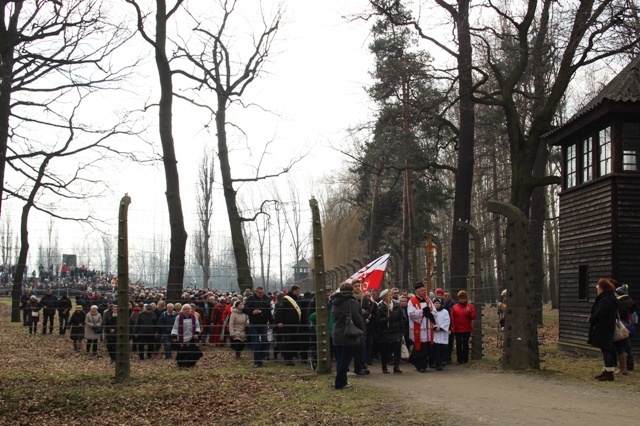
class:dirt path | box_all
[364,364,636,425]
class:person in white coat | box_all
[84,305,103,355]
[171,304,202,368]
[431,297,451,370]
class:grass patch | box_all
[476,302,639,391]
[0,300,448,425]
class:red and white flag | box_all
[347,253,390,291]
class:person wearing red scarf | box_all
[407,281,435,372]
[450,290,477,364]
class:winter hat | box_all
[379,289,390,299]
[414,281,425,290]
[435,288,444,296]
[457,290,468,299]
[133,307,141,312]
[91,305,99,310]
[615,284,629,296]
[433,297,443,305]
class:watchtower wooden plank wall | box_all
[545,56,640,354]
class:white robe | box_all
[171,314,201,342]
[407,296,435,343]
[432,308,450,345]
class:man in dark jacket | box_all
[79,290,91,313]
[57,294,72,335]
[242,286,274,368]
[20,288,32,326]
[39,288,58,334]
[352,279,371,375]
[275,285,303,366]
[158,303,178,359]
[135,304,158,361]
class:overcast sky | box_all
[3,0,377,275]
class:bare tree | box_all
[9,97,137,321]
[368,0,475,298]
[269,183,287,290]
[253,199,272,291]
[100,234,114,276]
[0,0,132,218]
[0,211,14,266]
[193,150,215,289]
[127,0,188,301]
[371,0,640,369]
[285,178,308,272]
[171,1,299,292]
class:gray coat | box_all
[84,312,103,340]
[331,291,365,346]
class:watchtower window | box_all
[598,127,612,176]
[578,265,588,301]
[622,122,640,171]
[582,137,593,182]
[566,144,577,188]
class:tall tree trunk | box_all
[0,2,21,219]
[545,182,559,309]
[449,0,474,296]
[12,203,30,323]
[202,233,210,289]
[530,143,549,325]
[12,156,50,322]
[155,0,187,301]
[216,98,253,292]
[402,166,411,289]
[492,155,504,299]
[369,168,382,257]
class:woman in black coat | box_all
[104,305,119,362]
[69,305,86,352]
[375,289,404,374]
[588,278,618,381]
[331,282,365,390]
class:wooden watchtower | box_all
[545,56,640,354]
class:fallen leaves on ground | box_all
[0,301,438,426]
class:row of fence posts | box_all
[107,196,529,380]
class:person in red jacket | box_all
[450,290,476,364]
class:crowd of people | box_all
[330,280,477,389]
[15,271,638,389]
[17,280,479,378]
